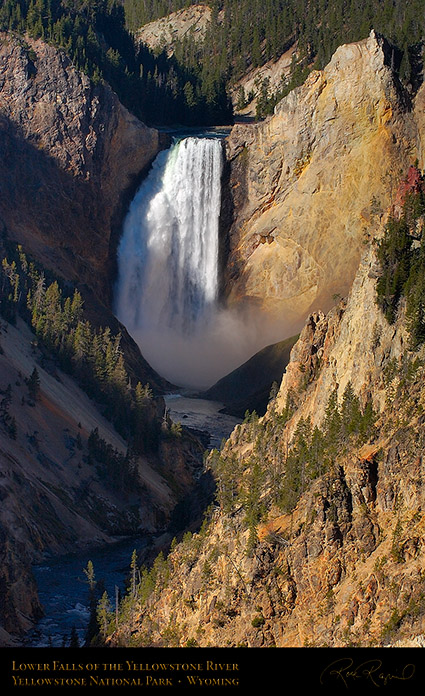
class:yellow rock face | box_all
[225,31,419,337]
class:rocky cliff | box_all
[102,153,425,649]
[0,32,207,646]
[0,31,170,389]
[202,334,298,417]
[223,31,419,343]
[0,314,206,646]
[136,5,215,55]
[0,32,163,296]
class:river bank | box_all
[22,396,240,647]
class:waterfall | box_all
[115,135,282,389]
[114,136,226,388]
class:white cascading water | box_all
[115,135,277,389]
[115,137,224,388]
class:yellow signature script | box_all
[320,657,415,688]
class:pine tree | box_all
[83,560,96,594]
[27,366,40,402]
[97,591,112,638]
[130,549,138,598]
[340,381,362,442]
[376,216,413,324]
[323,387,341,451]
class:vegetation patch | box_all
[376,178,425,348]
[0,241,161,454]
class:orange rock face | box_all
[223,31,421,344]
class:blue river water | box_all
[23,538,148,648]
[23,396,240,647]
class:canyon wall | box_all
[2,26,425,650]
[0,33,204,646]
[223,31,418,338]
[0,31,170,389]
[0,32,162,299]
[106,170,425,648]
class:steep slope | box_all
[231,43,297,117]
[136,5,215,55]
[0,315,205,646]
[0,32,210,647]
[202,334,298,417]
[222,31,418,342]
[0,31,169,389]
[100,164,425,648]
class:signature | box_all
[320,657,415,688]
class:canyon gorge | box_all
[0,15,425,656]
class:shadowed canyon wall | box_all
[0,31,170,390]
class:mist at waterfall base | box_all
[114,136,280,390]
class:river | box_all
[164,393,241,449]
[23,396,240,648]
[23,538,147,648]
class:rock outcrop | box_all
[223,31,418,339]
[0,32,169,388]
[202,334,298,417]
[231,44,296,116]
[0,33,162,298]
[103,165,425,649]
[136,5,215,55]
